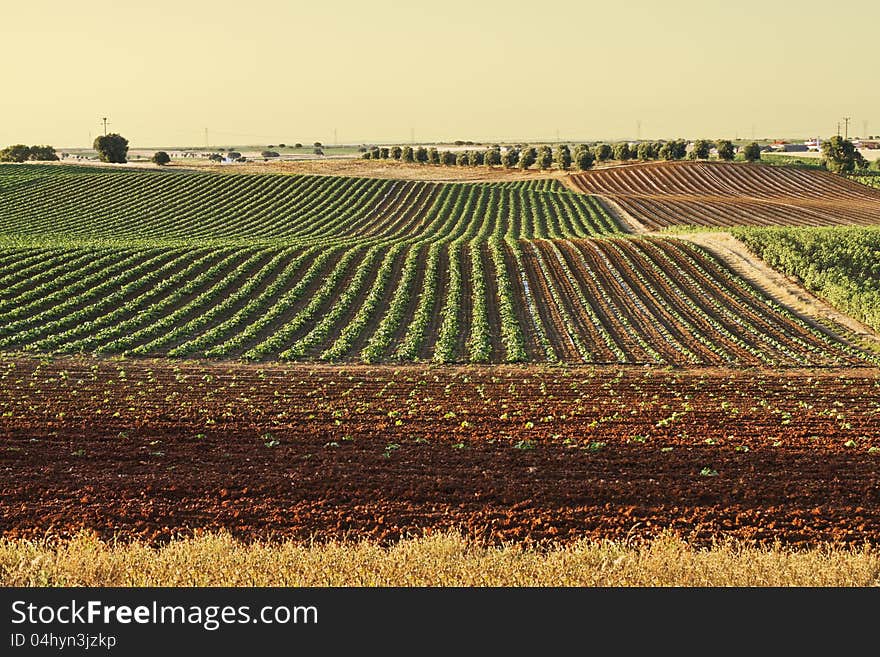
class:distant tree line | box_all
[361,139,763,170]
[0,144,59,162]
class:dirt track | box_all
[2,357,879,546]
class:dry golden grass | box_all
[2,532,879,586]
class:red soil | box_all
[569,161,880,229]
[1,357,879,546]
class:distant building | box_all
[771,142,809,152]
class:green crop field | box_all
[0,164,872,366]
[735,226,880,332]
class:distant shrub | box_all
[151,151,171,165]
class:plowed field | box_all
[570,161,880,229]
[2,358,879,546]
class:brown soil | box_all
[568,161,880,228]
[2,357,879,547]
[179,158,566,183]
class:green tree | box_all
[0,144,32,162]
[594,143,612,162]
[362,150,372,160]
[415,146,428,164]
[402,146,414,162]
[555,144,572,170]
[428,148,440,165]
[441,151,456,166]
[379,147,390,159]
[613,142,631,161]
[151,151,171,165]
[742,142,762,163]
[501,148,519,168]
[821,136,862,173]
[519,146,537,170]
[715,139,735,161]
[93,133,129,163]
[537,145,553,170]
[574,144,595,170]
[690,139,712,160]
[636,142,652,160]
[390,146,402,160]
[456,151,470,166]
[484,148,502,167]
[27,145,59,161]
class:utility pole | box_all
[843,117,851,140]
[101,117,109,135]
[837,122,841,137]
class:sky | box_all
[2,0,878,148]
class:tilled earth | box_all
[1,357,879,546]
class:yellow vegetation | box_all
[2,532,879,587]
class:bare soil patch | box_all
[2,357,879,547]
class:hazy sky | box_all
[3,0,878,147]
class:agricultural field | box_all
[735,226,880,331]
[2,159,880,567]
[0,164,873,367]
[570,161,880,229]
[2,359,880,546]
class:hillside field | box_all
[1,160,880,561]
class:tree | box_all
[294,143,303,148]
[415,146,428,164]
[537,145,553,170]
[574,144,595,171]
[93,133,129,163]
[555,144,572,170]
[742,142,762,163]
[690,139,711,160]
[636,142,653,160]
[27,145,58,161]
[456,151,469,166]
[208,153,223,162]
[314,142,323,148]
[390,146,402,160]
[484,148,501,167]
[441,151,456,166]
[613,142,631,161]
[313,148,324,155]
[594,143,612,162]
[261,150,280,158]
[501,148,519,168]
[821,136,861,173]
[379,147,390,159]
[468,150,484,166]
[362,150,373,160]
[402,146,414,162]
[0,144,32,162]
[715,140,735,161]
[151,151,171,165]
[428,148,440,165]
[519,146,537,170]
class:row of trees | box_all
[0,144,59,162]
[363,140,763,170]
